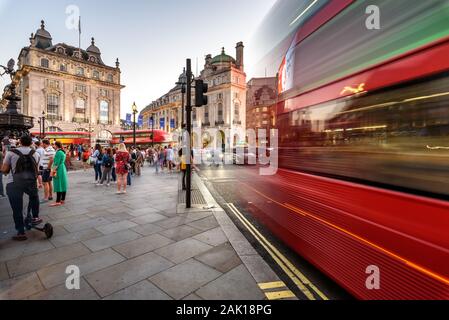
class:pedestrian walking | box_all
[98,148,114,186]
[1,135,41,240]
[40,139,55,202]
[111,148,117,183]
[135,147,144,176]
[82,146,90,171]
[91,144,103,183]
[167,145,174,173]
[50,141,68,207]
[115,143,130,194]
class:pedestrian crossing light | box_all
[195,79,208,107]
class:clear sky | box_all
[0,0,276,118]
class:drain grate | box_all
[178,188,207,205]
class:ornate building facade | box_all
[141,42,247,150]
[246,77,277,133]
[15,21,124,144]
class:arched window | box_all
[59,64,67,72]
[47,126,62,132]
[93,70,100,79]
[217,103,224,122]
[41,58,49,68]
[47,94,59,119]
[75,99,86,118]
[107,74,114,82]
[192,109,197,122]
[99,100,109,124]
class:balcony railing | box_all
[72,117,89,124]
[215,120,225,125]
[46,115,63,121]
[233,120,242,125]
[203,122,211,127]
[97,120,113,125]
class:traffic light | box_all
[195,79,208,107]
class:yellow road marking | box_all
[258,281,287,290]
[265,290,296,300]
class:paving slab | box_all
[103,280,172,300]
[187,216,220,232]
[85,252,174,297]
[27,278,100,300]
[149,259,222,300]
[196,265,266,300]
[64,217,112,233]
[37,249,126,289]
[50,228,103,248]
[82,230,141,252]
[112,234,174,259]
[195,243,242,273]
[95,220,138,235]
[131,223,165,236]
[0,272,45,300]
[130,213,167,225]
[0,240,54,263]
[7,243,91,278]
[193,227,228,246]
[160,225,203,242]
[154,238,213,264]
[0,262,9,281]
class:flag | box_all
[125,114,132,125]
[138,115,143,127]
[78,16,81,34]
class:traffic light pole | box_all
[186,59,192,209]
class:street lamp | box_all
[40,111,46,139]
[176,68,187,129]
[132,102,138,149]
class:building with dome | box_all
[141,42,246,151]
[12,20,124,144]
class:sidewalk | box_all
[0,166,279,300]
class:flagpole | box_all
[78,16,81,59]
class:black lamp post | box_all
[132,102,138,149]
[40,111,46,139]
[176,68,187,129]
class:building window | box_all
[75,99,86,118]
[107,74,113,82]
[234,103,240,121]
[217,103,224,122]
[59,64,67,72]
[46,79,59,89]
[204,106,209,123]
[217,93,223,100]
[93,70,100,79]
[99,100,109,124]
[75,84,87,94]
[47,126,62,132]
[193,109,197,122]
[99,88,109,97]
[41,58,49,68]
[47,94,59,119]
[76,67,84,76]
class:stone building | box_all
[141,42,247,151]
[246,77,277,133]
[14,20,124,144]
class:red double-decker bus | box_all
[249,0,449,299]
[111,129,171,147]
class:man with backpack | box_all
[1,135,41,241]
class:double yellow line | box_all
[226,203,328,301]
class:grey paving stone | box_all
[196,265,265,300]
[183,211,214,222]
[149,259,222,300]
[85,252,174,297]
[103,280,172,300]
[0,272,45,300]
[230,240,258,257]
[155,238,213,264]
[239,255,280,284]
[50,215,91,227]
[102,213,136,223]
[50,229,103,248]
[193,227,228,246]
[131,223,165,236]
[131,213,167,225]
[160,225,203,242]
[155,216,194,229]
[37,249,126,289]
[7,243,91,277]
[127,207,163,217]
[182,293,203,300]
[113,234,174,259]
[82,230,141,252]
[195,243,241,273]
[0,262,9,281]
[0,240,54,263]
[27,278,100,300]
[187,216,219,232]
[64,217,111,233]
[95,220,138,235]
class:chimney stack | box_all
[236,42,244,71]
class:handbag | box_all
[50,169,57,178]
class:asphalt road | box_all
[197,163,353,300]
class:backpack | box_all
[103,156,113,168]
[11,149,38,185]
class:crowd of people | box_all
[0,131,193,241]
[1,134,68,241]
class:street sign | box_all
[160,118,165,129]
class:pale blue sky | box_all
[0,0,276,117]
